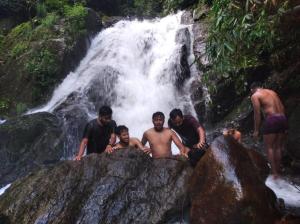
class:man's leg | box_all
[274,133,286,174]
[263,134,278,177]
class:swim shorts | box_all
[262,114,288,135]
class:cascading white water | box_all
[28,12,197,155]
[266,176,300,207]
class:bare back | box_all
[252,89,285,116]
[142,128,173,158]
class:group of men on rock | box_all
[75,83,288,178]
[75,107,207,167]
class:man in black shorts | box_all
[168,108,208,166]
[75,106,117,161]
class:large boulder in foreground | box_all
[189,136,280,224]
[0,112,65,187]
[0,149,192,224]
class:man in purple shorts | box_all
[250,82,288,178]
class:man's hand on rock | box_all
[105,145,114,154]
[142,147,152,155]
[180,147,189,157]
[196,141,206,149]
[75,155,82,161]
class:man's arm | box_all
[251,94,261,139]
[197,126,206,148]
[75,138,88,161]
[105,133,116,154]
[187,115,206,148]
[133,137,151,154]
[141,132,148,146]
[171,130,188,157]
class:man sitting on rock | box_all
[113,125,151,154]
[250,82,288,178]
[75,106,117,161]
[141,111,188,158]
[168,108,208,167]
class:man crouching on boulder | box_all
[168,108,208,167]
[75,106,117,161]
[112,125,151,154]
[141,111,188,158]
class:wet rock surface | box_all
[0,149,192,224]
[189,136,280,224]
[0,112,65,188]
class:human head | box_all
[98,105,112,126]
[223,128,242,142]
[250,82,262,94]
[169,108,184,127]
[115,125,129,144]
[152,111,165,131]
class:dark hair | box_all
[99,105,112,116]
[250,82,262,90]
[115,125,128,135]
[152,111,165,119]
[169,108,183,120]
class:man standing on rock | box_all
[75,106,117,161]
[168,108,208,166]
[250,82,288,178]
[141,112,188,158]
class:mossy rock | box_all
[0,7,102,117]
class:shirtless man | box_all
[250,82,288,178]
[113,125,151,154]
[141,112,188,158]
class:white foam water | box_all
[0,183,11,196]
[266,175,300,207]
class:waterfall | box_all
[28,12,197,158]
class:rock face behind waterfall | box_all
[189,136,280,224]
[0,149,192,224]
[0,112,65,187]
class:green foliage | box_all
[45,0,68,12]
[25,49,59,97]
[10,42,28,58]
[36,2,47,18]
[204,0,288,92]
[0,99,9,112]
[16,102,27,115]
[63,3,88,44]
[41,12,59,28]
[163,0,185,12]
[133,0,164,16]
[8,22,32,41]
[163,0,197,13]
